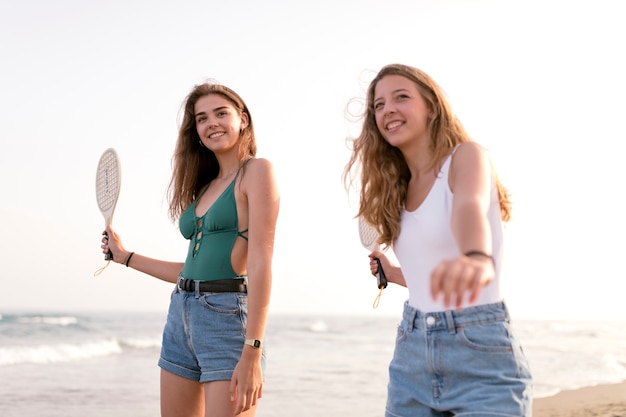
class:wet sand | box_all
[533,382,626,417]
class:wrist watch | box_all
[244,339,262,349]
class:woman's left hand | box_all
[430,255,495,309]
[229,350,263,414]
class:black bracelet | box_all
[125,252,135,267]
[464,250,495,267]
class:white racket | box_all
[95,148,122,262]
[358,217,387,308]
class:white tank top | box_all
[393,150,503,312]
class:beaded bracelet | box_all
[125,252,135,267]
[464,250,495,267]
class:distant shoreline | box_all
[533,381,626,417]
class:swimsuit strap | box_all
[234,157,254,181]
[237,229,249,241]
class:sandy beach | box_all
[533,382,626,417]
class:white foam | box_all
[0,339,123,366]
[17,316,78,326]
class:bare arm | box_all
[242,158,279,346]
[430,142,496,308]
[449,142,493,255]
[102,225,183,284]
[230,158,280,414]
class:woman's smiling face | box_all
[373,74,431,149]
[194,94,247,153]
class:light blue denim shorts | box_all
[386,301,532,417]
[158,285,266,383]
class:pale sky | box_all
[1,0,624,321]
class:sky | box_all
[1,0,625,321]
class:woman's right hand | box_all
[101,225,129,264]
[368,251,406,287]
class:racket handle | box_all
[375,258,387,289]
[103,232,113,261]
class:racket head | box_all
[358,217,379,251]
[358,217,388,292]
[95,148,122,226]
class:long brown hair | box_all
[343,64,511,247]
[167,83,256,221]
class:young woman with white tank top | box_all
[344,64,532,417]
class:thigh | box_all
[204,381,258,417]
[161,369,204,417]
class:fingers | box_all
[452,266,474,309]
[369,251,385,276]
[369,256,379,276]
[467,271,483,304]
[100,231,110,254]
[431,256,493,309]
[229,378,236,403]
[230,379,244,414]
[232,386,260,414]
[230,376,262,415]
[431,261,463,308]
[430,263,444,302]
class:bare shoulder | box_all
[451,142,490,171]
[246,157,274,171]
[454,141,488,159]
[244,157,276,180]
[448,142,493,193]
[241,158,279,194]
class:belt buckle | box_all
[178,276,191,292]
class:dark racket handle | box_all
[103,232,113,261]
[374,258,387,289]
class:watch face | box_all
[246,339,261,348]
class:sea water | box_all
[1,310,625,417]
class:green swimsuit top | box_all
[179,164,249,281]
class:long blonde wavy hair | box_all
[167,82,256,221]
[343,64,511,247]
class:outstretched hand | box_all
[430,255,495,309]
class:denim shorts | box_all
[385,301,532,417]
[158,284,266,383]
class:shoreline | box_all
[533,381,626,417]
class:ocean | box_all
[1,310,625,417]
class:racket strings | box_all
[96,160,120,211]
[358,222,378,248]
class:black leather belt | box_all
[178,277,247,293]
